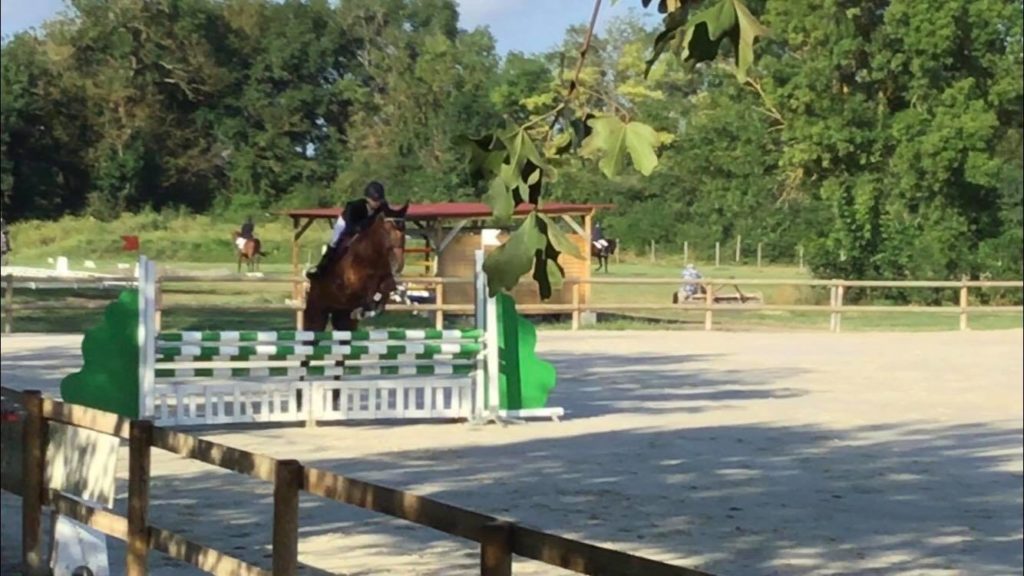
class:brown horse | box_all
[303,204,409,331]
[232,232,265,273]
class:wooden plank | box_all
[42,397,132,439]
[273,460,303,576]
[148,525,271,576]
[49,490,129,540]
[150,427,277,483]
[303,466,495,542]
[513,524,715,576]
[21,390,46,575]
[128,420,154,576]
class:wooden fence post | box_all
[21,390,46,575]
[480,521,514,576]
[273,459,303,576]
[828,283,837,333]
[798,246,805,270]
[571,282,581,331]
[703,282,715,331]
[756,243,763,268]
[715,242,721,267]
[959,281,969,331]
[735,235,742,263]
[4,274,13,334]
[127,419,154,576]
[835,283,845,333]
[649,240,656,263]
[435,283,445,330]
[154,282,163,333]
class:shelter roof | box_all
[283,202,612,222]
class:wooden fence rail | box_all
[4,273,1022,334]
[4,386,712,576]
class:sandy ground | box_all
[1,329,1022,576]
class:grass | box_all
[2,214,1021,334]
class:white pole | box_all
[474,249,500,421]
[137,255,157,420]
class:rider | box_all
[591,222,609,251]
[681,263,703,298]
[236,216,255,251]
[306,181,388,280]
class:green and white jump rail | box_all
[129,254,563,426]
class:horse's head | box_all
[382,202,409,275]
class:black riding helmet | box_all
[364,181,386,202]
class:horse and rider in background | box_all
[232,216,266,273]
[590,222,617,273]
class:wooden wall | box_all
[436,229,590,307]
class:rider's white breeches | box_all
[235,237,248,251]
[329,216,347,247]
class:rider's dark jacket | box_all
[342,199,386,238]
[240,221,254,239]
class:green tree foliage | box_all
[1,0,1020,290]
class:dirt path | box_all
[2,329,1021,575]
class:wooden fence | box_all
[1,386,710,576]
[3,273,1022,334]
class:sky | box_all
[0,0,655,54]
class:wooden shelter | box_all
[283,202,612,309]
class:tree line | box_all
[1,0,1021,281]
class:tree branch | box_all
[745,77,785,126]
[548,0,604,132]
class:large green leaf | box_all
[460,133,507,182]
[646,0,767,81]
[532,251,566,300]
[645,4,692,78]
[485,176,514,224]
[580,116,660,178]
[730,0,769,82]
[539,213,583,259]
[483,212,547,296]
[500,127,545,174]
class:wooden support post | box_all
[273,459,303,576]
[571,282,581,331]
[21,390,45,575]
[703,282,714,331]
[683,241,689,264]
[154,280,163,333]
[649,240,656,263]
[829,283,837,332]
[735,235,742,263]
[480,521,514,576]
[757,243,763,268]
[798,246,805,270]
[3,274,12,334]
[959,281,969,331]
[434,283,445,330]
[835,284,845,333]
[127,420,154,576]
[715,242,721,267]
